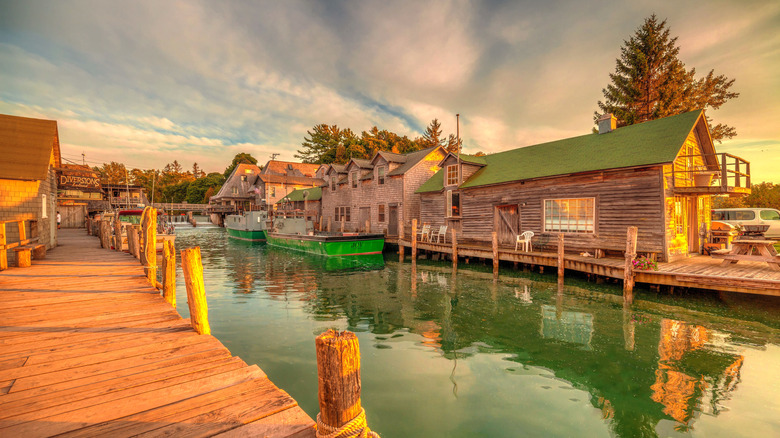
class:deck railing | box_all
[672,153,750,194]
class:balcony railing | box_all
[671,153,751,195]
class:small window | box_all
[231,187,238,195]
[244,169,252,173]
[352,171,358,188]
[241,175,247,181]
[378,204,385,222]
[42,194,47,218]
[760,210,780,221]
[735,210,755,221]
[335,207,340,221]
[446,165,459,186]
[377,167,385,185]
[544,198,595,233]
[712,211,725,221]
[331,177,336,191]
[446,190,460,217]
[270,186,276,197]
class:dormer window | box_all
[377,167,385,185]
[351,171,358,188]
[331,177,336,191]
[446,164,459,186]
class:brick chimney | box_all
[597,113,617,134]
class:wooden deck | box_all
[389,238,780,296]
[0,230,315,437]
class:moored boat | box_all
[226,210,269,242]
[266,217,384,256]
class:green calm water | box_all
[172,228,780,438]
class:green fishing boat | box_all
[225,211,269,242]
[266,217,384,256]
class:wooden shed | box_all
[416,110,750,262]
[0,114,61,265]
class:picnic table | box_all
[711,239,780,270]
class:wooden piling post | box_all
[398,222,405,263]
[315,330,371,436]
[365,220,370,233]
[125,225,135,257]
[132,226,141,259]
[341,218,345,233]
[142,207,157,284]
[319,215,324,231]
[492,232,499,276]
[411,219,418,261]
[557,233,564,281]
[327,217,332,233]
[113,214,122,252]
[451,228,458,271]
[162,239,176,308]
[181,246,210,335]
[100,220,111,249]
[0,223,7,271]
[623,226,638,303]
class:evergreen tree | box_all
[445,134,462,153]
[421,119,444,148]
[596,15,738,142]
[295,124,359,164]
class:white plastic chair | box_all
[417,224,431,242]
[515,231,534,252]
[431,225,448,243]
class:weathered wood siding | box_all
[422,167,667,257]
[403,149,445,224]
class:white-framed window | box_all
[446,190,460,218]
[231,187,238,195]
[42,194,47,218]
[336,206,351,222]
[377,167,385,185]
[446,164,459,186]
[543,198,595,233]
[351,171,359,188]
[378,204,385,222]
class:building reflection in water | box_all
[540,305,594,350]
[650,319,744,431]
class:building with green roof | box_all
[417,111,750,262]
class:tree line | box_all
[92,153,259,204]
[295,118,467,164]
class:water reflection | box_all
[176,228,779,438]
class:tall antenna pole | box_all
[456,114,461,185]
[82,152,86,165]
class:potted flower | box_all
[632,255,658,271]
[693,165,718,187]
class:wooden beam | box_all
[623,226,638,304]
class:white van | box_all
[711,208,780,239]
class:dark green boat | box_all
[225,211,269,242]
[266,217,384,256]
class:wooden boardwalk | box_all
[0,229,315,437]
[389,238,780,296]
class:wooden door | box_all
[687,197,698,253]
[494,205,520,245]
[359,207,370,231]
[388,205,398,236]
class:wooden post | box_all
[623,226,638,303]
[18,220,26,242]
[100,221,111,249]
[365,220,370,234]
[125,225,134,257]
[316,330,365,434]
[327,217,332,233]
[131,226,141,259]
[319,215,324,232]
[113,214,122,252]
[557,233,564,281]
[181,246,210,335]
[398,222,405,263]
[492,232,499,276]
[162,239,176,308]
[15,249,31,268]
[142,207,157,284]
[411,219,418,261]
[340,218,345,233]
[451,228,458,271]
[0,223,7,271]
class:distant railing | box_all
[153,203,209,212]
[672,153,750,193]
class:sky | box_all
[1,0,778,182]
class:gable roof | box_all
[417,110,707,193]
[277,186,322,203]
[262,160,319,177]
[387,146,443,176]
[371,150,408,165]
[346,158,373,170]
[213,163,262,199]
[0,114,61,180]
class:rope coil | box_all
[316,408,380,438]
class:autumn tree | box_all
[93,162,128,184]
[596,15,739,141]
[223,153,258,179]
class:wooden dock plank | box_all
[0,230,314,437]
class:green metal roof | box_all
[277,186,322,203]
[416,110,703,193]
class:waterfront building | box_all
[276,186,322,218]
[416,110,750,262]
[320,146,447,234]
[0,114,61,263]
[209,160,322,224]
[57,164,105,227]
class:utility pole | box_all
[456,114,461,185]
[82,152,86,165]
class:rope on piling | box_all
[316,408,380,438]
